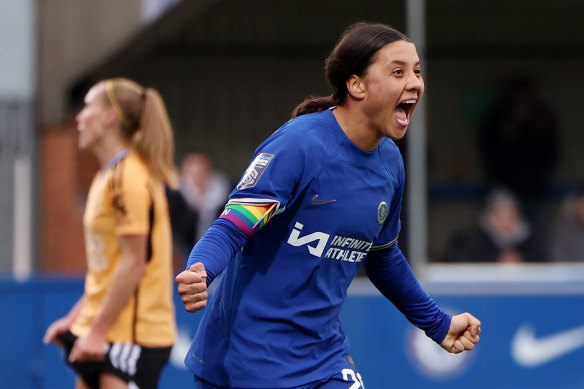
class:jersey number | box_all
[86,233,107,270]
[342,368,365,389]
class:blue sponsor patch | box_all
[237,153,274,190]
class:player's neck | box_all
[93,137,130,170]
[333,105,382,152]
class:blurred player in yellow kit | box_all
[44,78,178,389]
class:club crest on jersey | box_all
[377,201,388,225]
[237,153,274,190]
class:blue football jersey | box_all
[185,108,405,387]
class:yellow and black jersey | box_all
[71,150,175,347]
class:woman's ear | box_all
[346,75,366,100]
[104,105,120,128]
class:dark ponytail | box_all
[291,95,336,118]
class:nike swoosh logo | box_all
[511,324,584,367]
[311,194,336,205]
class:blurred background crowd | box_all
[2,0,584,277]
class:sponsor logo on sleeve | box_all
[237,153,274,190]
[377,201,388,225]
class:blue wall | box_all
[2,275,584,389]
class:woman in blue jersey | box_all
[176,22,481,389]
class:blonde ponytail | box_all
[135,88,178,189]
[102,78,178,189]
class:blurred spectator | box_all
[180,152,231,239]
[167,153,231,263]
[549,188,584,262]
[479,76,559,258]
[446,189,542,263]
[166,184,198,266]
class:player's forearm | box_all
[89,235,147,337]
[187,218,247,285]
[364,245,451,343]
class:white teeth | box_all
[401,99,417,104]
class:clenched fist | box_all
[175,262,208,313]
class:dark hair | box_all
[291,22,410,118]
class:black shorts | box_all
[57,331,171,389]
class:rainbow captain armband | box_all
[219,201,278,238]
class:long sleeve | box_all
[186,218,248,285]
[364,243,451,343]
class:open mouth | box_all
[394,99,417,126]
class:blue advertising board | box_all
[2,266,584,389]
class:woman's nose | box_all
[406,73,424,91]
